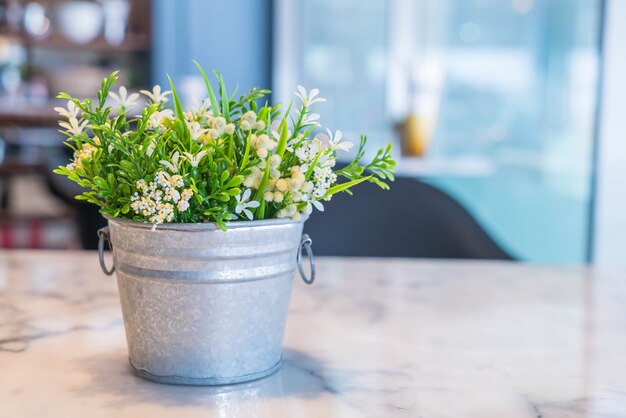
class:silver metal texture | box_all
[297,234,315,284]
[97,227,115,275]
[101,215,313,385]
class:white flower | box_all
[159,151,180,173]
[140,85,171,103]
[177,200,190,212]
[295,138,322,162]
[148,109,174,130]
[301,112,321,127]
[277,203,299,220]
[326,129,353,152]
[54,101,80,119]
[234,188,260,220]
[311,200,324,212]
[109,86,140,113]
[146,141,156,157]
[190,98,211,119]
[187,121,208,141]
[182,150,208,167]
[59,117,88,136]
[295,86,326,107]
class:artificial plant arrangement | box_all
[53,62,395,228]
[52,63,397,386]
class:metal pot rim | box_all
[104,214,309,232]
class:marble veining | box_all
[1,251,626,417]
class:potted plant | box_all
[53,62,395,385]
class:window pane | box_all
[286,0,602,263]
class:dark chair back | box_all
[304,176,514,259]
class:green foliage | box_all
[53,63,396,225]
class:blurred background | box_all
[0,0,624,266]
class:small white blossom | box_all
[140,85,171,103]
[326,129,353,152]
[187,121,209,141]
[159,151,181,173]
[234,189,260,220]
[295,138,322,162]
[54,101,80,119]
[311,200,324,212]
[110,86,140,113]
[148,109,174,130]
[190,98,211,119]
[301,112,321,127]
[182,150,208,167]
[59,117,88,136]
[295,86,326,107]
[145,140,156,157]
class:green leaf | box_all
[252,157,271,205]
[276,118,288,157]
[239,134,252,171]
[213,70,230,122]
[193,60,220,117]
[226,175,244,188]
[305,151,322,180]
[324,176,372,198]
[167,75,185,121]
[120,160,135,172]
[220,170,229,184]
[93,176,108,189]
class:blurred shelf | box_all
[0,157,45,176]
[0,28,150,53]
[0,210,74,223]
[0,100,60,127]
[394,156,496,177]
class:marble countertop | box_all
[2,251,626,417]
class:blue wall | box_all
[152,0,272,94]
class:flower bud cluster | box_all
[130,171,193,224]
[239,111,266,131]
[66,143,98,172]
[251,134,277,159]
[295,138,337,199]
[206,116,235,140]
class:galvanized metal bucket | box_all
[97,216,315,386]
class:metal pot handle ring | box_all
[296,233,315,285]
[97,227,115,276]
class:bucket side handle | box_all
[97,227,115,276]
[296,233,315,285]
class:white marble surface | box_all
[1,251,626,417]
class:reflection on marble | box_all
[1,251,626,417]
